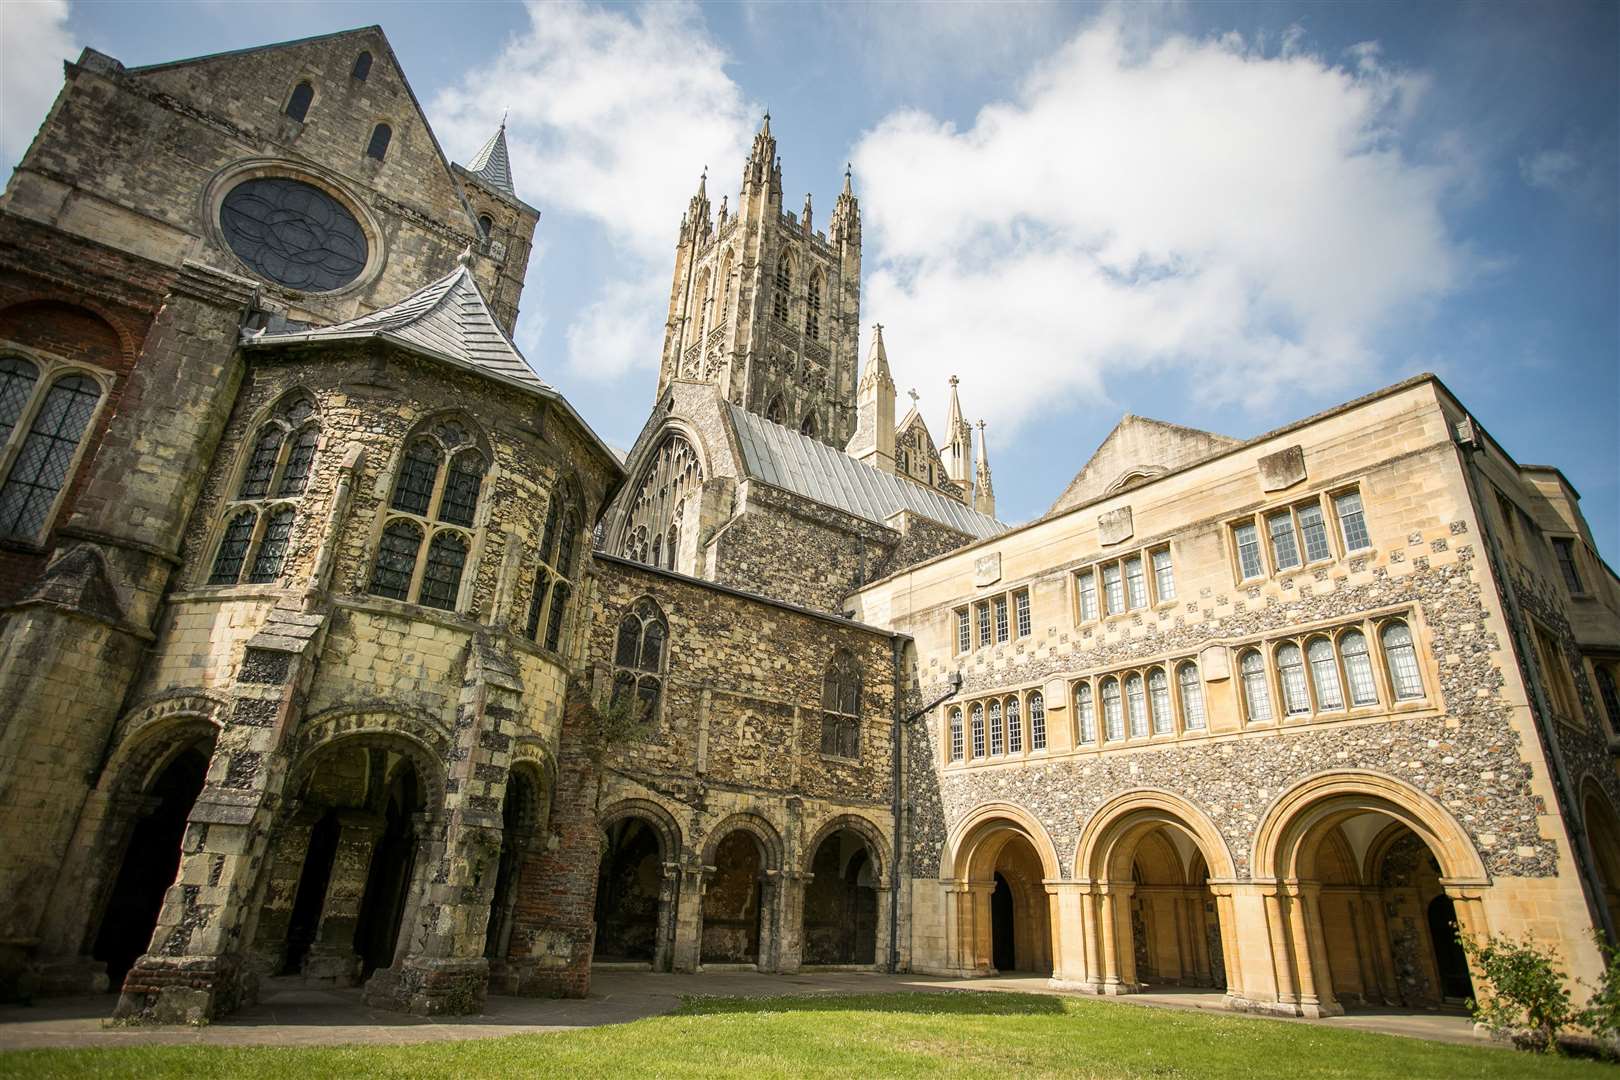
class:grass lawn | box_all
[0,991,1610,1079]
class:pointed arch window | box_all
[1028,691,1046,750]
[619,431,702,573]
[1177,664,1206,729]
[1101,677,1124,742]
[948,706,964,762]
[527,479,581,652]
[0,364,105,542]
[1240,649,1273,723]
[765,396,787,426]
[1148,668,1172,734]
[352,52,372,81]
[1075,682,1096,744]
[800,412,817,439]
[1277,643,1311,715]
[773,257,791,322]
[1308,637,1345,711]
[821,650,861,758]
[366,123,392,161]
[988,699,1003,755]
[1006,695,1022,754]
[286,81,314,122]
[205,393,317,587]
[1381,620,1425,700]
[970,703,985,758]
[368,416,485,611]
[805,272,822,339]
[611,598,668,729]
[1340,629,1379,706]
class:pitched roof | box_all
[246,261,548,391]
[727,404,1004,541]
[465,123,515,197]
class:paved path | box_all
[0,970,1485,1052]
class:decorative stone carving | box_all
[1258,445,1307,492]
[1098,506,1133,546]
[973,552,1002,587]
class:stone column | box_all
[1261,885,1301,1013]
[755,869,782,972]
[672,864,709,973]
[1289,882,1340,1017]
[303,813,382,986]
[1046,882,1090,989]
[774,869,810,974]
[246,808,314,978]
[654,862,680,973]
[966,882,995,975]
[1207,882,1244,1000]
[1097,884,1128,992]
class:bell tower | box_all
[656,114,861,447]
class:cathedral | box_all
[0,26,1617,1025]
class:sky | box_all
[2,0,1616,551]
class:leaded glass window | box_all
[219,177,367,292]
[390,440,439,515]
[949,707,964,762]
[0,356,40,445]
[1178,664,1206,729]
[1308,637,1344,710]
[544,582,571,651]
[956,608,970,653]
[1102,678,1124,741]
[1268,511,1301,571]
[1341,630,1378,705]
[1152,547,1175,601]
[286,81,313,122]
[1382,621,1424,700]
[1241,650,1273,722]
[1076,683,1096,743]
[366,123,392,162]
[238,426,284,498]
[1234,522,1264,579]
[246,506,293,584]
[1006,696,1022,753]
[1149,668,1172,734]
[526,567,551,638]
[1335,491,1370,551]
[1103,564,1125,614]
[612,599,668,732]
[1014,590,1031,637]
[977,602,991,647]
[970,703,985,758]
[988,700,1003,755]
[277,426,318,496]
[1125,557,1147,609]
[438,451,484,526]
[1126,673,1148,737]
[369,519,422,600]
[0,374,102,540]
[1078,570,1098,620]
[994,595,1009,643]
[1278,643,1311,715]
[371,417,487,613]
[1028,691,1046,750]
[1299,503,1331,562]
[209,509,257,585]
[530,482,580,649]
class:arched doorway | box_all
[802,827,879,965]
[1254,772,1490,1016]
[257,741,430,984]
[594,816,665,964]
[701,831,763,966]
[1582,785,1620,936]
[90,742,210,989]
[1077,792,1236,994]
[947,807,1059,978]
[485,767,546,967]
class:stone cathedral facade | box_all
[0,26,1617,1027]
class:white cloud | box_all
[1,1,75,171]
[1519,142,1618,220]
[853,12,1463,436]
[433,0,755,379]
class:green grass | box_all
[0,991,1610,1079]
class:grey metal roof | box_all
[466,124,515,197]
[245,263,549,392]
[727,405,1004,540]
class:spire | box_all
[859,323,893,392]
[466,118,515,197]
[830,161,860,245]
[745,111,778,193]
[801,192,813,233]
[974,419,995,517]
[685,166,713,240]
[944,375,972,487]
[847,323,897,473]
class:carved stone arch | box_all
[1103,466,1166,497]
[401,408,492,459]
[946,801,1062,882]
[100,692,228,796]
[614,425,706,566]
[600,797,683,863]
[1076,789,1237,883]
[509,735,557,790]
[1253,769,1488,885]
[802,813,889,886]
[701,812,784,871]
[286,708,452,809]
[0,296,134,366]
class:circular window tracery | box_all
[219,177,369,292]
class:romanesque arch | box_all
[594,798,683,969]
[1250,770,1488,1015]
[700,813,784,969]
[801,813,887,966]
[943,803,1061,977]
[1581,778,1620,937]
[1074,790,1239,995]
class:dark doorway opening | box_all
[354,763,420,976]
[91,745,209,990]
[803,830,878,964]
[1427,894,1474,1001]
[991,872,1015,972]
[484,770,537,963]
[594,818,663,963]
[700,832,762,965]
[282,811,340,975]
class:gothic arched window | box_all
[948,706,964,762]
[1028,690,1046,750]
[765,396,787,426]
[1240,649,1273,723]
[611,597,668,729]
[1005,695,1022,754]
[526,478,581,652]
[206,392,317,587]
[285,81,314,122]
[805,272,823,339]
[0,360,105,543]
[1075,681,1096,744]
[366,123,392,161]
[821,650,861,759]
[619,432,702,573]
[367,415,486,611]
[1177,663,1206,730]
[800,412,817,439]
[1381,620,1425,700]
[352,52,372,81]
[773,256,791,322]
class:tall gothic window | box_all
[367,416,486,611]
[765,396,787,426]
[206,393,318,587]
[366,123,392,161]
[619,432,702,572]
[1029,690,1046,750]
[805,272,822,339]
[948,706,964,762]
[526,479,581,652]
[0,359,105,543]
[285,81,314,122]
[611,597,668,728]
[821,650,861,758]
[351,51,372,81]
[773,256,791,322]
[800,412,817,439]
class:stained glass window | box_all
[0,374,102,540]
[369,519,422,600]
[246,506,294,584]
[219,177,367,292]
[419,530,468,610]
[209,509,257,586]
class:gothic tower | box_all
[656,114,862,447]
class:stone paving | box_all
[0,970,1487,1053]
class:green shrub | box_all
[1460,931,1574,1053]
[1578,931,1620,1043]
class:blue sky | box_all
[3,1,1616,551]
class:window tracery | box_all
[366,415,485,611]
[611,597,668,728]
[821,650,860,758]
[619,432,702,572]
[526,478,581,652]
[207,393,317,587]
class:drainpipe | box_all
[1454,417,1616,947]
[890,653,962,973]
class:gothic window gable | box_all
[619,430,703,573]
[205,390,318,588]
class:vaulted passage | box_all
[1128,831,1227,990]
[802,828,878,965]
[486,768,546,966]
[701,831,763,965]
[353,762,422,977]
[91,743,210,990]
[593,817,665,963]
